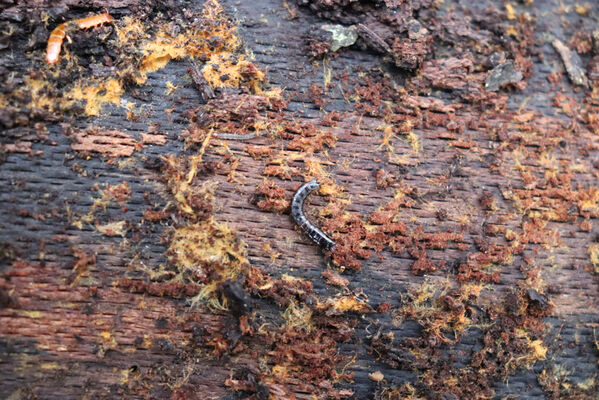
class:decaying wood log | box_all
[1,0,598,399]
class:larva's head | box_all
[46,54,58,64]
[305,179,320,192]
[46,43,61,64]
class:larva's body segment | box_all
[291,179,336,251]
[76,13,113,29]
[46,13,114,65]
[46,23,67,64]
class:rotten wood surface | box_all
[1,0,599,399]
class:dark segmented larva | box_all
[291,179,336,251]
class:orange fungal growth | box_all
[46,13,114,64]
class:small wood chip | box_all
[70,127,136,157]
[553,39,589,87]
[368,370,384,382]
[321,269,349,287]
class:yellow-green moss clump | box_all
[168,218,248,310]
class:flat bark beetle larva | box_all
[46,13,114,64]
[212,132,256,140]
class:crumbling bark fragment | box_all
[553,39,589,87]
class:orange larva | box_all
[46,13,114,65]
